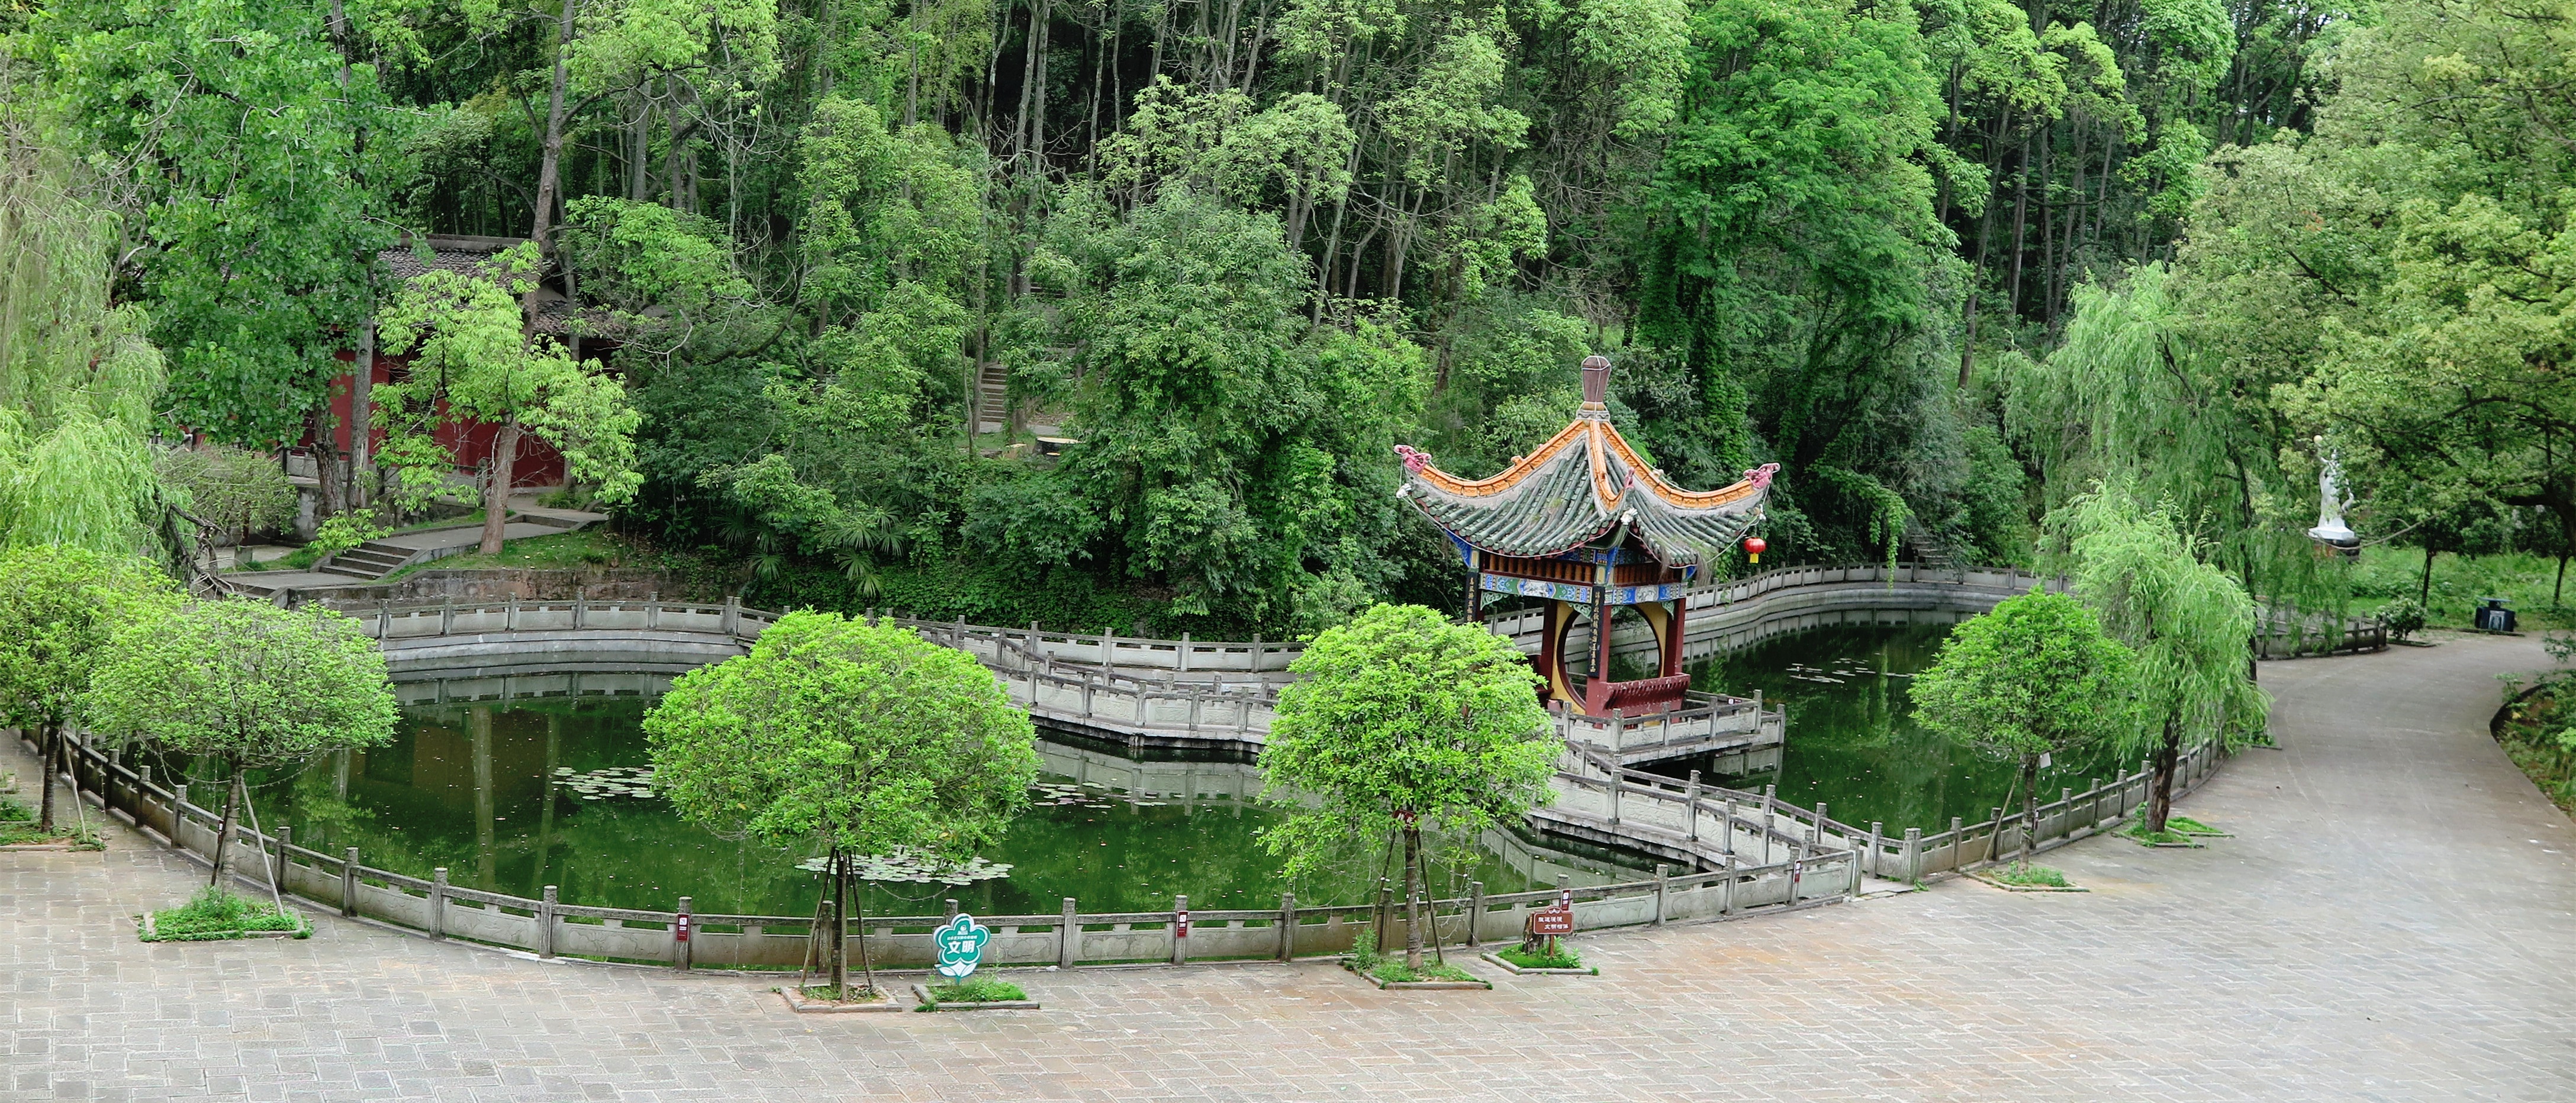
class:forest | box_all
[4,0,2571,636]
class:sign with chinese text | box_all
[933,914,992,979]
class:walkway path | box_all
[7,634,2574,1101]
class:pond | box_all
[1680,621,2127,834]
[234,687,1641,919]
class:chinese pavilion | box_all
[1395,356,1776,717]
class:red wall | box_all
[310,350,568,490]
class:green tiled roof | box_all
[1397,416,1770,567]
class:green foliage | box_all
[0,110,169,556]
[2375,597,2426,643]
[1348,925,1382,972]
[154,446,297,544]
[2053,488,2268,757]
[310,509,392,559]
[1258,604,1555,879]
[1496,944,1584,970]
[0,546,181,734]
[919,976,1026,1004]
[85,598,400,767]
[375,244,643,511]
[143,886,307,940]
[27,0,410,448]
[642,611,1039,860]
[1992,862,2069,888]
[1910,591,2137,762]
[1366,959,1477,983]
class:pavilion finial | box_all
[1580,355,1611,408]
[1743,462,1779,489]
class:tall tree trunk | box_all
[328,0,375,511]
[310,405,348,519]
[2419,544,2436,605]
[35,721,58,833]
[2018,752,2040,865]
[2146,715,2181,834]
[210,765,242,889]
[1402,822,1424,970]
[481,420,522,556]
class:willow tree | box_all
[2010,265,2327,613]
[0,99,168,554]
[1258,603,1555,973]
[642,612,1038,999]
[2056,488,2268,834]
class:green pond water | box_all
[1683,621,2126,833]
[233,692,1634,919]
[217,623,2114,918]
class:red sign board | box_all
[1527,907,1573,936]
[1175,910,1190,938]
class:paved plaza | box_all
[7,633,2575,1101]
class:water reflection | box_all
[237,688,1640,918]
[1683,621,2123,832]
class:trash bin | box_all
[2474,596,2518,633]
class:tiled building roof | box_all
[1396,396,1774,569]
[377,235,599,336]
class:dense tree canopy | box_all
[7,0,2490,630]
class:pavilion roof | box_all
[1395,414,1775,568]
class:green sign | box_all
[933,914,991,979]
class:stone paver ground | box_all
[8,633,2576,1101]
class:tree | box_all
[373,242,641,552]
[1258,603,1556,972]
[153,446,298,549]
[85,598,398,889]
[1910,589,2136,863]
[642,611,1038,998]
[0,547,179,834]
[0,99,169,555]
[2056,488,2268,834]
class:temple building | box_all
[1396,356,1776,717]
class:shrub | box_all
[922,977,1026,1004]
[144,886,305,940]
[310,508,391,558]
[2377,597,2426,642]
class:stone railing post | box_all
[1277,892,1296,960]
[1685,769,1702,840]
[1653,865,1669,926]
[1949,817,1964,870]
[505,596,519,631]
[1464,882,1482,949]
[430,868,449,940]
[342,847,360,917]
[440,596,455,634]
[1060,897,1081,967]
[573,587,587,630]
[1170,894,1189,965]
[1902,828,1922,883]
[1811,802,1827,847]
[376,599,391,639]
[722,594,741,637]
[1178,633,1191,673]
[1866,822,1883,879]
[1760,785,1778,865]
[539,885,558,959]
[647,592,661,630]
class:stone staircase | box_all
[317,540,414,580]
[974,360,1009,436]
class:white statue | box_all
[2306,437,2359,550]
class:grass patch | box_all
[1992,862,2070,888]
[2120,823,2197,846]
[793,984,887,1003]
[1368,960,1479,983]
[0,793,30,822]
[0,808,104,849]
[1495,945,1585,971]
[2164,815,2224,836]
[144,886,307,941]
[919,977,1027,1004]
[2350,546,2576,631]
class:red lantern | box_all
[1744,537,1767,563]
